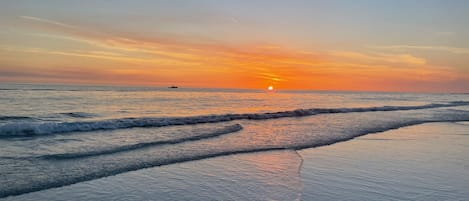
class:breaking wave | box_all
[2,118,469,198]
[0,116,36,121]
[1,109,468,198]
[59,112,96,118]
[0,101,468,137]
[42,124,243,160]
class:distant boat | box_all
[168,86,178,89]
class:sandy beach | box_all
[3,121,467,201]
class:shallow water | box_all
[2,122,467,201]
[0,83,468,198]
[2,150,303,201]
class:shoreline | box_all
[2,121,468,200]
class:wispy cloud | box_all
[20,16,77,29]
[4,15,467,91]
[330,51,426,65]
[371,45,469,55]
[15,16,429,67]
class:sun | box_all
[268,86,274,91]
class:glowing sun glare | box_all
[268,86,274,91]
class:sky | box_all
[0,0,468,92]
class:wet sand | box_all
[300,122,469,201]
[3,122,468,201]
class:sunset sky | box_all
[0,0,468,92]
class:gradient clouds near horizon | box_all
[1,0,468,92]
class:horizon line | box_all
[1,81,467,94]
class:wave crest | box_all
[42,124,243,160]
[0,101,467,137]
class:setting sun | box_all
[268,86,274,91]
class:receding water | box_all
[0,83,468,199]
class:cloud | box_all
[371,45,469,55]
[20,16,77,29]
[329,51,426,65]
[16,16,427,68]
[4,15,467,91]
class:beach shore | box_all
[300,122,469,201]
[3,122,468,201]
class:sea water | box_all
[0,83,468,199]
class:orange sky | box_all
[1,1,468,92]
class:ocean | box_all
[1,83,468,200]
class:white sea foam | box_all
[1,86,469,199]
[0,101,467,137]
[1,109,468,198]
[41,124,243,160]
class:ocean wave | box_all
[0,116,36,121]
[0,101,468,137]
[59,112,96,118]
[1,112,469,198]
[42,124,243,160]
